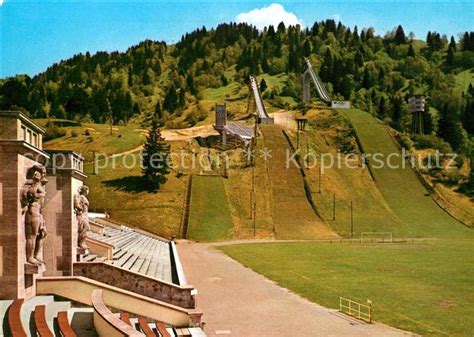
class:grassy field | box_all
[84,150,186,238]
[455,69,474,92]
[187,175,234,241]
[219,240,474,336]
[340,108,469,238]
[41,120,145,162]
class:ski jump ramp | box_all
[302,58,350,109]
[249,75,274,124]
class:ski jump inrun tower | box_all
[247,75,274,124]
[302,58,350,109]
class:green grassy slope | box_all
[220,240,474,336]
[41,120,145,162]
[287,108,403,237]
[261,124,337,239]
[187,175,234,241]
[342,109,469,238]
[84,152,186,238]
[455,69,474,92]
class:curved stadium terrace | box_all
[0,111,206,337]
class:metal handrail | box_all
[339,297,372,323]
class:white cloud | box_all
[235,3,304,30]
[0,0,4,6]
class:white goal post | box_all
[360,232,393,243]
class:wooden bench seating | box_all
[120,311,132,326]
[138,317,155,337]
[57,311,77,337]
[156,322,172,337]
[34,305,54,337]
[7,299,27,337]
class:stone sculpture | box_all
[20,165,48,266]
[74,185,90,250]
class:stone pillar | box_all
[215,104,227,131]
[0,111,49,299]
[43,151,86,276]
[302,71,311,102]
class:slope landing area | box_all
[260,124,337,239]
[208,108,473,336]
[340,108,470,238]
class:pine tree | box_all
[186,75,197,95]
[426,31,433,49]
[423,106,434,134]
[303,39,312,57]
[221,73,228,86]
[259,78,267,92]
[142,69,151,85]
[142,118,170,191]
[178,89,186,109]
[468,83,474,97]
[462,98,474,135]
[390,94,405,130]
[408,44,415,57]
[163,85,178,112]
[341,75,353,100]
[155,101,162,119]
[378,96,388,117]
[446,46,455,66]
[437,104,465,151]
[128,68,134,86]
[362,68,372,89]
[133,102,140,116]
[394,25,406,45]
[355,49,364,67]
[320,48,334,82]
[449,36,457,51]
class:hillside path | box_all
[177,241,415,337]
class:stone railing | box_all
[92,289,144,337]
[36,276,202,327]
[85,237,113,260]
[73,262,196,309]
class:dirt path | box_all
[177,241,415,337]
[87,125,219,163]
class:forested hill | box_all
[1,21,473,149]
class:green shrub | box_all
[396,133,414,150]
[165,119,188,129]
[335,130,356,153]
[413,134,452,153]
[44,122,66,141]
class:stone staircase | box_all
[87,221,173,283]
[1,296,206,336]
[1,296,76,336]
[126,315,206,337]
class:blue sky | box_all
[1,1,473,78]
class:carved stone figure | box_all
[74,185,90,250]
[20,165,48,266]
